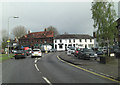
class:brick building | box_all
[19,29,54,48]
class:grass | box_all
[0,54,14,62]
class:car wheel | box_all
[15,57,18,59]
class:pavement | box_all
[58,52,119,81]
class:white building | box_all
[54,34,95,51]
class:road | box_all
[2,52,119,84]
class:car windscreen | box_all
[84,49,94,52]
[16,50,24,53]
[77,48,81,51]
[69,47,75,50]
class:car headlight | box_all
[94,54,97,56]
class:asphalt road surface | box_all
[2,52,119,84]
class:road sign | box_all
[7,40,10,42]
[21,46,24,48]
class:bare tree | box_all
[1,29,8,42]
[12,25,27,39]
[46,26,59,37]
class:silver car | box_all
[67,47,76,55]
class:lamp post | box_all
[8,16,19,57]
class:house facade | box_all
[54,34,94,51]
[117,18,120,46]
[19,29,54,48]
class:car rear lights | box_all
[76,51,78,54]
[32,52,34,53]
[22,53,24,55]
[38,52,41,53]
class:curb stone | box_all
[58,56,120,81]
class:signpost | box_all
[7,39,10,57]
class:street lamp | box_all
[7,16,19,57]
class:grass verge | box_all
[0,54,14,62]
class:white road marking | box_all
[42,77,52,85]
[34,59,37,63]
[34,64,39,71]
[37,58,41,60]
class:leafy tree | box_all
[91,1,117,55]
[12,25,27,39]
[1,30,9,49]
[46,26,59,37]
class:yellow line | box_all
[56,56,120,83]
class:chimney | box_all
[93,32,96,38]
[44,28,47,32]
[28,30,31,34]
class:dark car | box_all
[78,48,97,60]
[83,49,97,60]
[14,50,26,59]
[96,50,104,56]
[115,48,120,58]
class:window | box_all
[78,44,83,47]
[69,39,71,43]
[68,44,72,47]
[79,39,82,42]
[60,39,62,43]
[55,45,57,49]
[59,44,63,48]
[73,44,75,47]
[88,44,93,48]
[85,39,87,42]
[73,39,75,42]
[90,39,92,42]
[55,40,57,43]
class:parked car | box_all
[50,48,57,52]
[67,47,76,55]
[25,49,32,56]
[12,50,17,54]
[80,48,97,60]
[96,50,104,56]
[14,50,26,59]
[31,49,42,58]
[74,48,81,57]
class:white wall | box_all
[54,38,94,51]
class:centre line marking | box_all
[38,58,41,60]
[34,64,39,71]
[34,59,37,63]
[42,77,52,85]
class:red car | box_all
[74,48,81,57]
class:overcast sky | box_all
[1,1,118,38]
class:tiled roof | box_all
[54,34,94,39]
[22,31,54,39]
